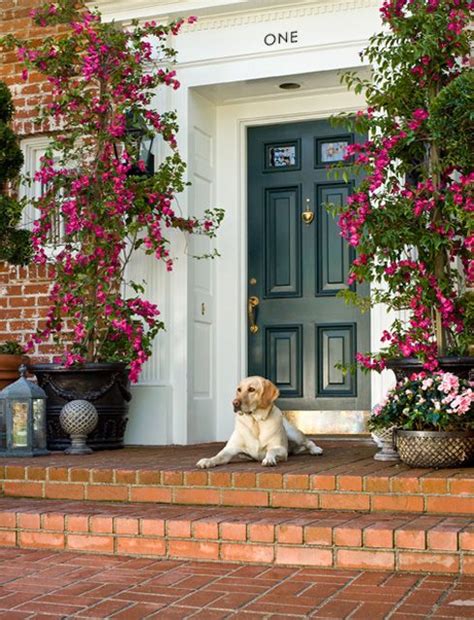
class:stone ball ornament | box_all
[59,399,98,455]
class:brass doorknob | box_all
[248,296,260,334]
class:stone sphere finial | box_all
[59,400,98,455]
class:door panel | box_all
[265,326,302,397]
[248,119,370,412]
[265,187,301,297]
[316,324,356,396]
[316,184,355,295]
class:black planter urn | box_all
[29,363,131,451]
[386,356,474,382]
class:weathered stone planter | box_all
[29,363,131,451]
[371,427,400,462]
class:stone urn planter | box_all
[371,427,400,462]
[29,363,131,451]
[396,430,474,468]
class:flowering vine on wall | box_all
[2,1,223,382]
[331,0,473,372]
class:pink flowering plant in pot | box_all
[369,372,474,433]
[330,0,473,375]
[369,371,474,468]
[2,1,223,449]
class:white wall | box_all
[124,252,173,445]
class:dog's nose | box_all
[232,398,241,412]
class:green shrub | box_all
[0,80,31,265]
[429,71,474,170]
[0,341,24,355]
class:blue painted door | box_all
[247,119,370,411]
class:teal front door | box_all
[247,119,370,412]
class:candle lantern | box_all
[0,365,48,456]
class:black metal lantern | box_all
[125,112,155,177]
[0,365,48,456]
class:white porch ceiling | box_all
[193,67,369,105]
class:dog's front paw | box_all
[308,442,323,455]
[262,454,277,467]
[196,458,216,469]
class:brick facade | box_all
[0,0,67,358]
[0,263,52,359]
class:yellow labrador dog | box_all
[197,376,323,468]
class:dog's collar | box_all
[237,404,275,418]
[251,405,275,420]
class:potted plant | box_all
[2,1,223,449]
[330,0,473,380]
[0,342,28,390]
[369,372,474,468]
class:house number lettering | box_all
[264,31,298,46]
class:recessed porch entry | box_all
[247,119,370,431]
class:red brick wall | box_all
[0,264,53,359]
[0,0,67,358]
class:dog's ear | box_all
[259,378,280,410]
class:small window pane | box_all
[33,400,47,450]
[315,135,353,167]
[0,406,6,450]
[269,145,296,168]
[11,401,28,447]
[321,141,348,163]
[264,140,300,172]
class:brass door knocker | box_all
[302,198,315,224]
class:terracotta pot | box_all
[29,363,131,451]
[0,354,28,390]
[386,356,474,382]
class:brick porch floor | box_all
[2,439,473,514]
[0,548,473,619]
[0,440,473,578]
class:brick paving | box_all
[0,548,471,619]
[2,441,474,515]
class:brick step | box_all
[0,498,472,575]
[1,442,474,515]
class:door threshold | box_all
[284,410,370,435]
[312,433,372,442]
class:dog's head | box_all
[232,376,280,415]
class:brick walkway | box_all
[0,548,472,619]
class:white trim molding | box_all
[91,0,380,24]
